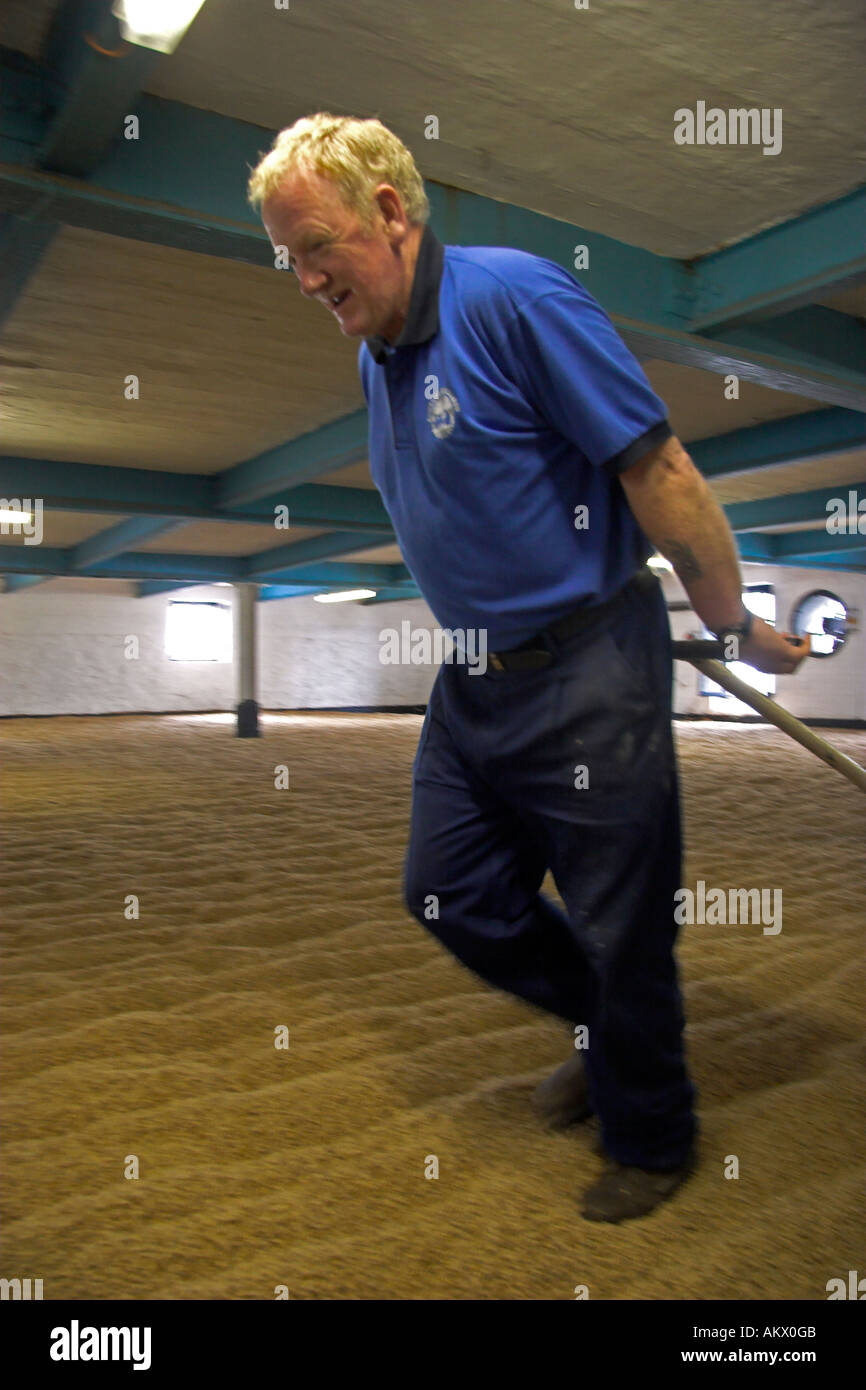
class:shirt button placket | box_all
[387,355,417,453]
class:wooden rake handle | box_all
[671,644,866,795]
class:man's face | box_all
[261,170,411,341]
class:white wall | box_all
[666,563,866,721]
[259,588,439,709]
[0,565,863,720]
[0,579,438,716]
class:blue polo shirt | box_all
[358,225,672,650]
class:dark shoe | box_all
[582,1146,696,1223]
[532,1052,593,1129]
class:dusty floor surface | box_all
[2,713,864,1300]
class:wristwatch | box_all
[712,608,753,645]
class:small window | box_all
[165,601,233,662]
[698,586,776,711]
[790,590,848,658]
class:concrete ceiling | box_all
[7,0,865,257]
[0,226,363,470]
[1,220,842,473]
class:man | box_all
[249,114,808,1223]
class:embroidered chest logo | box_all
[426,387,461,440]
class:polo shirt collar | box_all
[365,223,444,364]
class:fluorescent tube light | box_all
[112,0,207,53]
[313,589,377,603]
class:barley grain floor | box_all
[2,714,864,1300]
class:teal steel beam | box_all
[71,515,184,568]
[725,483,866,533]
[688,185,866,331]
[710,307,866,384]
[2,572,51,592]
[35,2,160,177]
[137,580,201,597]
[735,534,778,562]
[258,561,405,588]
[777,553,866,571]
[278,483,389,531]
[616,314,866,412]
[0,455,212,514]
[0,551,241,582]
[424,183,687,325]
[0,159,273,266]
[0,53,62,315]
[689,408,866,481]
[0,545,69,574]
[735,528,866,566]
[0,457,392,531]
[244,531,395,577]
[217,412,370,506]
[0,48,63,164]
[84,553,243,581]
[387,565,415,584]
[0,5,160,328]
[0,217,56,322]
[773,530,866,560]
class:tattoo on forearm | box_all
[664,540,703,582]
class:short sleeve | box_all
[510,284,672,473]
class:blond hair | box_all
[247,113,430,228]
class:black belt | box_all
[487,568,657,672]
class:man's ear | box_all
[375,185,408,240]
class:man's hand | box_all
[736,617,810,675]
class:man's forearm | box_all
[619,436,747,634]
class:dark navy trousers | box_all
[404,575,697,1169]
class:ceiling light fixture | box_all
[313,589,377,604]
[111,0,207,54]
